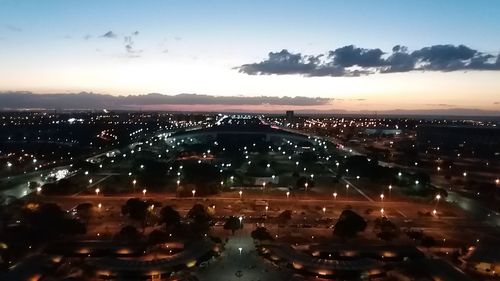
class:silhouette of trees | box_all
[223,216,242,235]
[333,209,367,241]
[251,227,273,241]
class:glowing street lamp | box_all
[322,207,326,215]
[89,179,93,185]
[142,189,147,196]
[333,192,337,200]
[463,172,467,177]
[98,203,102,209]
[239,190,243,199]
[265,205,269,213]
[176,180,180,186]
[192,189,196,197]
[238,216,243,227]
[263,182,266,190]
[95,188,100,196]
[432,209,437,216]
[304,182,308,192]
[388,185,393,198]
[310,174,314,179]
[380,193,384,202]
[380,208,384,216]
[345,184,349,199]
[36,187,42,194]
[286,191,290,199]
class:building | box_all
[286,110,294,123]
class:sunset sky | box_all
[1,0,499,113]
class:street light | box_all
[388,185,392,198]
[89,179,93,185]
[192,189,196,197]
[322,207,326,215]
[36,187,42,194]
[95,188,100,196]
[345,184,349,199]
[432,209,437,216]
[333,192,337,200]
[176,180,180,186]
[142,189,147,196]
[286,191,290,199]
[380,193,384,202]
[239,190,243,199]
[265,205,268,213]
[304,182,308,193]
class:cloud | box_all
[123,32,142,57]
[101,31,117,39]
[0,92,333,110]
[237,44,500,77]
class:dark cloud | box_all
[101,31,117,39]
[329,45,384,67]
[237,44,500,77]
[0,92,332,110]
[238,49,318,75]
[123,32,142,57]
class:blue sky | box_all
[1,0,499,111]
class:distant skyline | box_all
[1,0,499,113]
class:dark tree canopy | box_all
[159,206,181,227]
[251,227,273,241]
[148,229,168,245]
[223,216,242,234]
[333,209,367,240]
[122,198,149,222]
[276,210,292,224]
[115,225,143,243]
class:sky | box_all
[0,0,499,113]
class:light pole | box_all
[286,191,290,199]
[95,188,100,196]
[322,207,326,216]
[142,189,147,196]
[333,192,337,200]
[265,205,268,213]
[380,193,384,203]
[132,179,137,190]
[388,185,392,199]
[345,184,349,199]
[239,190,243,199]
[192,189,196,197]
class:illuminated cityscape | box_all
[1,1,500,281]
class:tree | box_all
[224,216,242,235]
[187,203,212,234]
[251,227,273,241]
[159,206,180,228]
[115,225,142,243]
[420,235,436,248]
[121,198,150,231]
[148,229,168,246]
[333,209,367,241]
[276,210,292,224]
[75,203,95,224]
